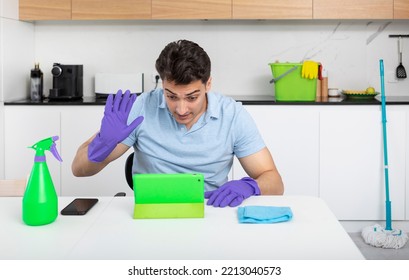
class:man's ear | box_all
[205,77,212,92]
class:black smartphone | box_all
[60,198,99,215]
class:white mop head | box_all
[362,224,409,249]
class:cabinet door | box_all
[313,0,393,19]
[152,0,231,19]
[233,0,312,19]
[406,111,409,221]
[60,107,133,196]
[320,108,405,220]
[233,106,320,196]
[72,0,151,20]
[19,0,71,20]
[394,0,409,19]
[4,106,62,194]
[0,105,4,179]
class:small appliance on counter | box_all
[49,63,83,100]
[30,63,44,101]
[95,73,144,98]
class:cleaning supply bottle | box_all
[22,136,62,226]
[30,63,43,102]
[320,68,328,101]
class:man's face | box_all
[163,78,211,130]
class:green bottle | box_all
[22,136,62,226]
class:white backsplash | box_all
[1,18,34,102]
[18,20,409,98]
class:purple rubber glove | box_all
[204,177,261,207]
[88,89,144,162]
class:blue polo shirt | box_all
[122,89,265,191]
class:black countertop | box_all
[4,96,106,106]
[229,95,409,105]
[4,95,409,106]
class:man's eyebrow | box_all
[165,88,200,96]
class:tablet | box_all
[132,173,204,219]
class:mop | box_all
[361,59,408,249]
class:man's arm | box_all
[72,90,143,177]
[205,146,283,207]
[238,147,284,195]
[71,134,130,177]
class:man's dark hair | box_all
[155,40,211,85]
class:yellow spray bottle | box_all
[22,136,62,226]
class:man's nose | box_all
[176,100,188,115]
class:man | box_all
[72,39,284,207]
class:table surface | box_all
[0,196,364,260]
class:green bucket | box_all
[269,63,317,101]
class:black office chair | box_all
[125,152,134,190]
[113,153,134,197]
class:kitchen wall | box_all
[0,4,3,180]
[3,17,409,177]
[1,0,34,178]
[1,1,33,103]
[27,19,409,99]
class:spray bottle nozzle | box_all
[29,136,62,162]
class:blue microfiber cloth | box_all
[238,206,293,224]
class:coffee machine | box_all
[49,63,83,100]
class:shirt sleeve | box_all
[233,103,266,158]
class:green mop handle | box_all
[380,59,392,231]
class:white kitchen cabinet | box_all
[4,106,62,194]
[60,106,133,197]
[236,104,407,221]
[0,105,4,179]
[406,110,409,221]
[234,105,320,196]
[319,106,406,220]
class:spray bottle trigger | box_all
[50,143,63,162]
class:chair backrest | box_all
[125,152,134,190]
[0,179,27,196]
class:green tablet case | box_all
[133,173,204,219]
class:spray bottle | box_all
[22,136,62,226]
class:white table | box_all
[0,196,364,260]
[0,196,115,259]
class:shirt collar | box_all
[205,92,220,120]
[158,89,167,109]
